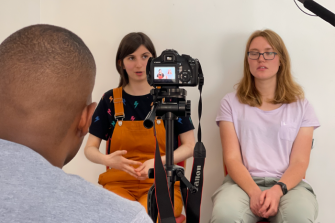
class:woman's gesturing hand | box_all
[134,158,155,180]
[102,150,143,179]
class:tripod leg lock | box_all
[176,170,197,193]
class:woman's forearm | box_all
[84,145,106,165]
[161,142,194,165]
[278,161,308,190]
[161,130,195,165]
[226,159,261,197]
[278,127,313,191]
[84,134,105,165]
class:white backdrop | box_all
[1,0,335,222]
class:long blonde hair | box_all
[236,29,304,106]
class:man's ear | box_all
[77,102,97,137]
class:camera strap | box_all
[184,61,206,223]
[153,61,206,223]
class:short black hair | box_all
[0,24,96,141]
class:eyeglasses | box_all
[248,51,277,60]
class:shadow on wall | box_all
[202,31,249,184]
[196,32,251,222]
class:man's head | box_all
[0,24,97,167]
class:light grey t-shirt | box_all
[0,139,153,223]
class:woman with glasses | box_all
[210,29,319,223]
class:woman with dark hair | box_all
[210,29,319,223]
[157,69,164,79]
[84,32,195,217]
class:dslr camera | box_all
[146,49,200,86]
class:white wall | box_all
[1,0,335,222]
[0,0,40,41]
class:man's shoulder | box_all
[58,174,151,222]
[0,140,152,223]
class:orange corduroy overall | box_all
[98,87,182,217]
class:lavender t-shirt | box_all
[216,91,320,178]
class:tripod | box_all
[144,87,196,222]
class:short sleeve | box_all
[301,99,320,130]
[174,116,195,135]
[89,95,111,140]
[216,94,233,126]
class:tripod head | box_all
[143,86,191,129]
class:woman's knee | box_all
[275,201,318,223]
[210,205,240,223]
[278,211,317,223]
[210,200,256,223]
[276,186,318,222]
[210,180,253,222]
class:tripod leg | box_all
[179,179,187,208]
[147,184,158,222]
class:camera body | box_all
[146,49,199,87]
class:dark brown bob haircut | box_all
[115,32,156,87]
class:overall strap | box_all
[113,87,124,126]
